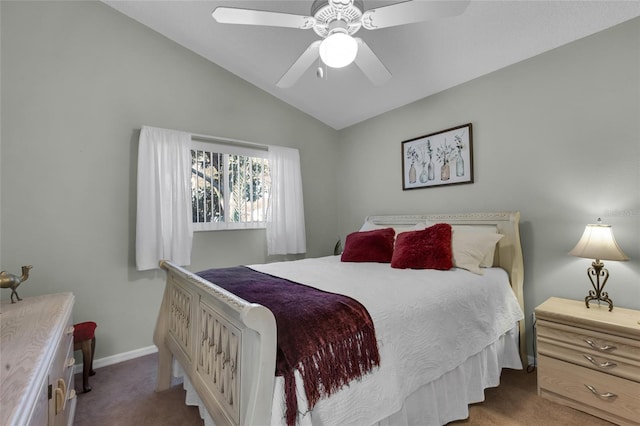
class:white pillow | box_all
[451,230,503,275]
[453,226,499,267]
[426,221,499,267]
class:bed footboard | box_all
[154,260,277,426]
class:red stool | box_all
[73,321,97,393]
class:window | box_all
[191,140,270,231]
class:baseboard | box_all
[74,345,158,374]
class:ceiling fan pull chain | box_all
[316,56,327,80]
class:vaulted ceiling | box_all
[103,1,640,129]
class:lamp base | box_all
[584,260,613,312]
[585,293,614,311]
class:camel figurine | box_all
[1,265,33,303]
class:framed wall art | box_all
[402,123,473,190]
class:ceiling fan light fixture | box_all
[319,31,358,68]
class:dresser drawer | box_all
[538,355,640,425]
[51,320,76,410]
[537,321,640,383]
[537,319,640,363]
[53,322,76,426]
[538,340,640,383]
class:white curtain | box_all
[267,145,307,255]
[136,126,193,271]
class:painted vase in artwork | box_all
[409,162,416,183]
[419,164,428,183]
[427,160,435,181]
[441,162,450,181]
[456,155,464,177]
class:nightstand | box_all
[535,297,640,425]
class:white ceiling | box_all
[103,0,640,130]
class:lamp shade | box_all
[569,222,629,261]
[319,32,358,68]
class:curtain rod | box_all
[190,132,269,151]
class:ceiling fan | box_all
[212,0,470,88]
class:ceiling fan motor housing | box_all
[311,0,364,37]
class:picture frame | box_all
[402,123,473,190]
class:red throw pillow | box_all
[391,223,453,270]
[341,228,396,263]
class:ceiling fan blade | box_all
[277,41,322,88]
[362,0,470,30]
[354,38,391,86]
[212,7,315,29]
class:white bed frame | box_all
[153,211,525,426]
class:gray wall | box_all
[2,0,638,363]
[1,1,339,359]
[336,17,640,355]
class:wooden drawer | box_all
[59,335,76,417]
[50,318,76,422]
[537,319,640,362]
[538,355,640,425]
[537,321,640,382]
[63,324,76,399]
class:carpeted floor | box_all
[74,353,612,426]
[448,366,612,426]
[73,353,203,426]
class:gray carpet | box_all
[74,353,611,425]
[73,353,203,426]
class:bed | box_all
[153,211,526,426]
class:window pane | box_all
[191,146,269,230]
[214,152,223,222]
[191,149,204,223]
[203,150,211,223]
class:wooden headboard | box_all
[364,211,526,364]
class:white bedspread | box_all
[249,256,524,426]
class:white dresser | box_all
[1,293,76,426]
[535,297,640,426]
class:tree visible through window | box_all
[191,142,270,231]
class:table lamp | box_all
[569,218,629,311]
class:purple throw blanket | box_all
[197,266,380,426]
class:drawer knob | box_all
[584,384,617,400]
[55,387,65,414]
[583,354,617,369]
[583,338,617,352]
[55,378,67,414]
